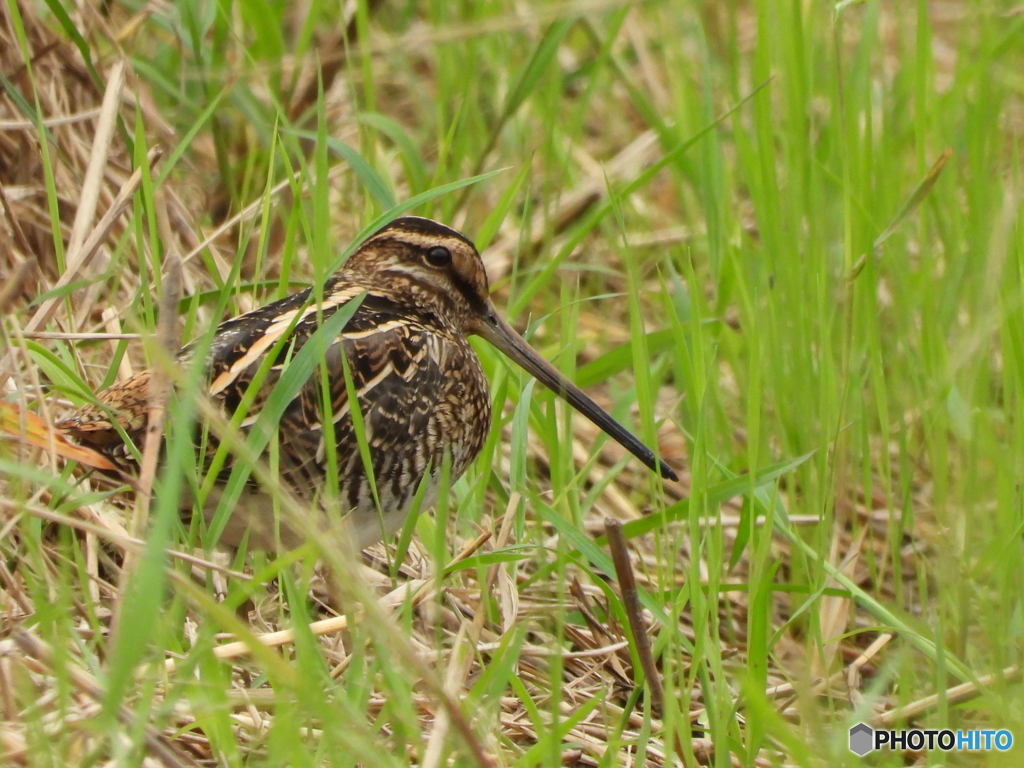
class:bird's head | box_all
[348,216,677,481]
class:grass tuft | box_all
[1,2,1023,766]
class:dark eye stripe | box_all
[449,271,488,315]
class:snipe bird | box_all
[58,217,676,551]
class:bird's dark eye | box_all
[426,246,452,267]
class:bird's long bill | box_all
[479,314,678,481]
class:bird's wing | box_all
[202,287,463,495]
[57,280,360,458]
[57,282,479,504]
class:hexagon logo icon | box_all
[849,722,873,756]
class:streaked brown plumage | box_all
[58,216,676,551]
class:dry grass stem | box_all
[605,516,664,714]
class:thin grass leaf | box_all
[356,113,428,194]
[613,453,814,541]
[512,693,600,767]
[509,80,769,317]
[534,499,669,624]
[326,168,507,274]
[288,129,396,211]
[849,147,953,279]
[25,279,93,308]
[0,457,110,498]
[442,545,535,574]
[39,0,105,91]
[0,70,55,147]
[575,329,675,388]
[502,17,576,123]
[24,341,95,400]
[154,84,230,186]
[475,162,531,252]
[208,293,366,540]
